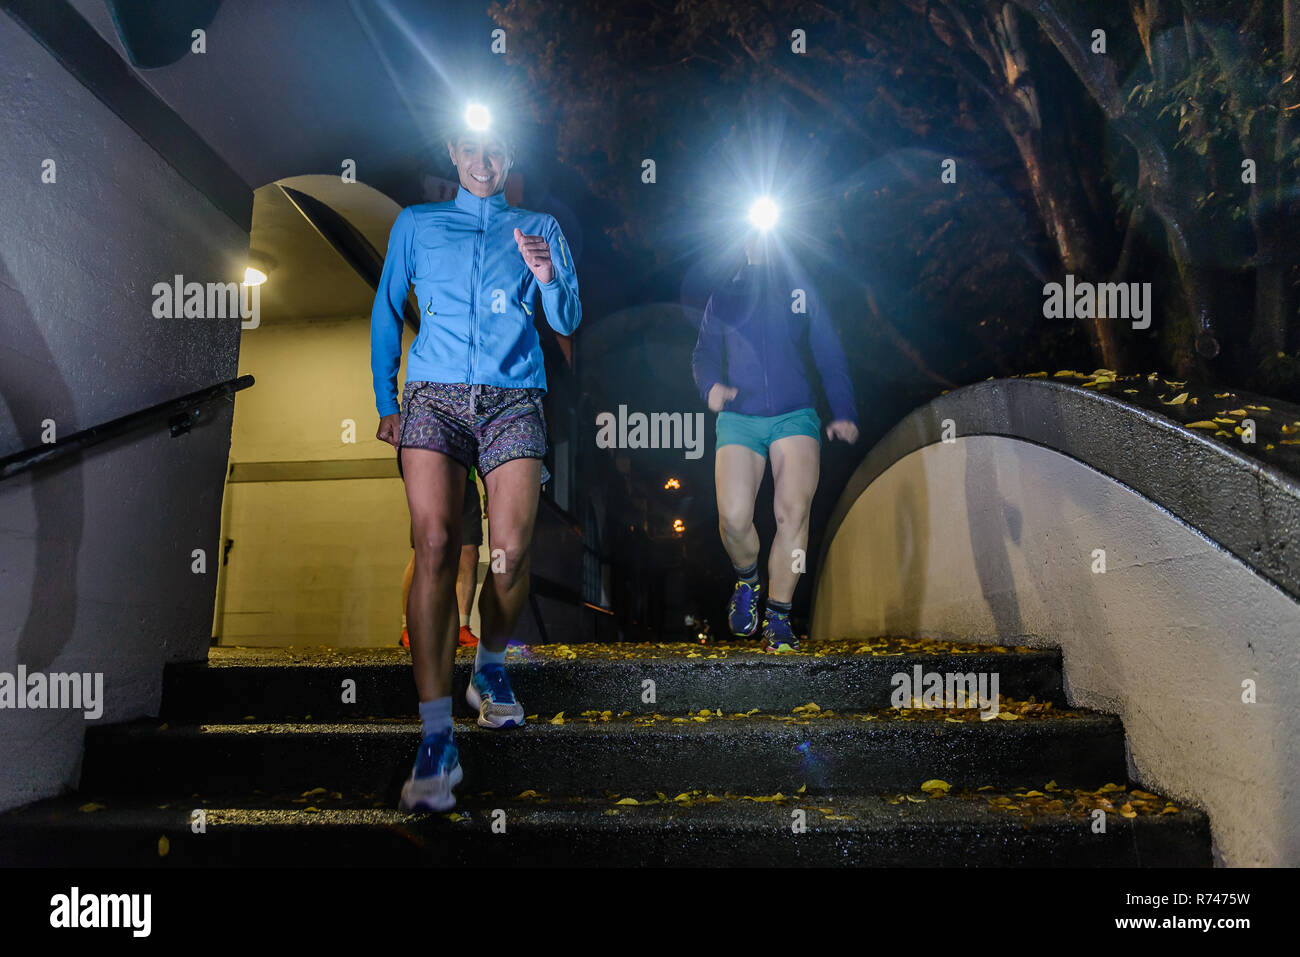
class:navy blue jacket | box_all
[692,264,857,423]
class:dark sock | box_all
[766,598,792,618]
[734,561,759,586]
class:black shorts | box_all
[409,475,483,548]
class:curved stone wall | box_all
[812,380,1300,866]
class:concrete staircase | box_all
[0,638,1211,866]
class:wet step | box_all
[0,783,1210,868]
[80,704,1124,799]
[162,639,1065,721]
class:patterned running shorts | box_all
[397,382,550,485]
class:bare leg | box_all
[401,552,414,623]
[456,545,479,620]
[477,457,542,652]
[402,449,466,700]
[767,435,820,603]
[715,444,767,569]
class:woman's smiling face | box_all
[448,132,511,198]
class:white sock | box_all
[459,614,470,628]
[475,644,506,673]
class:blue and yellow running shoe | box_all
[728,578,762,638]
[399,729,463,812]
[762,612,801,653]
[466,663,526,729]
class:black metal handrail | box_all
[0,374,255,482]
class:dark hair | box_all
[445,126,516,160]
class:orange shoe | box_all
[458,625,479,648]
[399,628,410,649]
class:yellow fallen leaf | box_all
[920,779,952,793]
[1186,421,1218,429]
[1119,803,1137,818]
[1160,392,1189,405]
[549,712,565,725]
[158,836,170,857]
[1024,371,1048,378]
[996,711,1021,720]
[447,812,464,822]
[616,797,639,805]
[1227,408,1248,416]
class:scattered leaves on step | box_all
[79,802,106,813]
[549,712,565,725]
[920,779,951,795]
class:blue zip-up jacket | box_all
[692,263,857,423]
[370,188,581,417]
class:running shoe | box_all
[398,729,463,812]
[761,612,801,653]
[399,628,410,649]
[458,625,479,648]
[466,663,526,729]
[728,579,762,638]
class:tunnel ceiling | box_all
[65,0,493,208]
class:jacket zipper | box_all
[761,282,770,414]
[468,200,485,384]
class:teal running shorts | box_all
[716,406,821,457]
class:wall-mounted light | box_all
[672,518,685,533]
[664,478,681,490]
[243,250,274,287]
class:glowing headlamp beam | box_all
[747,196,780,232]
[464,102,492,132]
